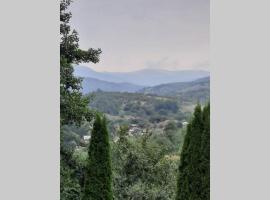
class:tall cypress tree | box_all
[83,114,113,200]
[200,103,210,199]
[176,104,210,200]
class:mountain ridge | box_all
[80,77,145,94]
[139,76,210,103]
[74,65,210,86]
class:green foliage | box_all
[112,127,181,200]
[154,100,179,113]
[140,77,210,104]
[200,103,210,199]
[60,0,101,126]
[164,121,177,141]
[60,132,87,200]
[61,121,92,149]
[60,1,102,199]
[60,0,101,65]
[60,0,97,163]
[60,162,81,200]
[90,91,182,117]
[83,114,113,200]
[89,91,185,135]
[175,104,210,200]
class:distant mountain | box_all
[74,65,210,86]
[139,77,210,103]
[80,77,145,94]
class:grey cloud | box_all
[70,0,209,72]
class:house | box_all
[113,136,119,143]
[83,135,91,142]
[128,124,143,136]
[182,121,189,126]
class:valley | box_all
[63,66,209,143]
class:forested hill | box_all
[81,77,145,94]
[139,76,209,102]
[78,72,209,98]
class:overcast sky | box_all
[70,0,209,72]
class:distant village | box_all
[82,120,189,144]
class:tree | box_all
[164,121,177,142]
[112,125,131,199]
[200,103,210,199]
[112,128,179,200]
[83,114,113,200]
[60,1,102,199]
[175,104,210,200]
[60,0,101,126]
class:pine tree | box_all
[83,114,113,200]
[176,104,210,200]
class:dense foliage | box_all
[140,77,210,104]
[66,120,185,200]
[111,124,184,199]
[83,115,113,200]
[60,1,210,200]
[89,91,188,136]
[199,103,210,199]
[60,0,101,126]
[176,104,210,200]
[60,0,102,199]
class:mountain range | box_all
[74,65,209,86]
[74,65,210,96]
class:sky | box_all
[70,0,209,72]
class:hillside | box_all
[89,91,189,134]
[139,77,210,103]
[85,77,210,135]
[81,77,145,94]
[74,65,210,86]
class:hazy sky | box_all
[70,0,209,72]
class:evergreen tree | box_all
[60,1,102,199]
[200,103,210,199]
[83,114,113,200]
[176,104,210,200]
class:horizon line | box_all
[74,65,210,73]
